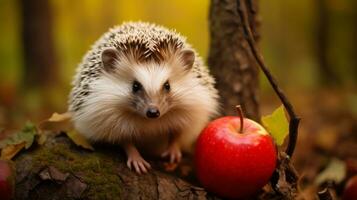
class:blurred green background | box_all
[0,0,356,128]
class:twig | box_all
[236,0,301,157]
[245,0,256,14]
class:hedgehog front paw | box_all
[126,154,151,174]
[124,144,151,174]
[161,142,182,163]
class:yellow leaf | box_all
[66,130,94,151]
[49,112,72,122]
[1,142,26,160]
[39,112,73,132]
[37,134,48,145]
[261,105,289,146]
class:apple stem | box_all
[236,105,244,133]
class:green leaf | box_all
[0,122,37,150]
[261,105,289,146]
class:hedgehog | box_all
[68,22,219,174]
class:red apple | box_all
[195,107,277,199]
[0,160,14,200]
[342,175,357,200]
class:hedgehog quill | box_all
[68,22,219,174]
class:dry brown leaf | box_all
[0,122,37,160]
[1,142,26,160]
[39,166,70,182]
[66,130,94,151]
[39,112,73,132]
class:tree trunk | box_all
[208,0,260,121]
[352,1,357,82]
[19,0,58,88]
[315,0,340,86]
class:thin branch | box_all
[244,0,258,40]
[236,0,301,157]
[246,0,256,14]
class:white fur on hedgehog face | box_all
[86,62,174,118]
[125,62,173,118]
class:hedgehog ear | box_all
[180,49,195,71]
[101,48,120,72]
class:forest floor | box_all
[261,87,357,199]
[0,87,356,199]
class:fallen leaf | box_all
[0,122,38,160]
[0,122,37,149]
[22,122,37,149]
[38,112,93,150]
[262,105,289,146]
[39,166,70,182]
[37,134,47,145]
[1,142,26,160]
[37,166,87,198]
[39,112,73,132]
[66,130,94,151]
[315,158,346,185]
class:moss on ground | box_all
[29,139,122,199]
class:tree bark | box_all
[208,0,260,121]
[352,1,357,82]
[315,0,340,86]
[19,0,58,88]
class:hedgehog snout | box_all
[146,106,160,118]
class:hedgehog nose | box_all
[146,107,160,118]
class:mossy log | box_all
[14,134,220,200]
[13,133,298,199]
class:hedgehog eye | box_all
[163,81,170,92]
[132,81,142,93]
